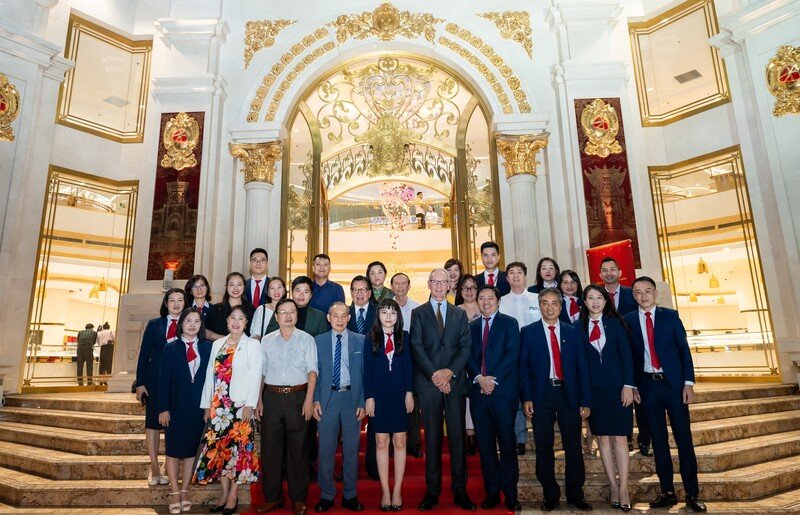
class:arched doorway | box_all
[279,53,504,295]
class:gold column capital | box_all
[495,133,548,178]
[229,140,283,184]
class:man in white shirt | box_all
[498,261,541,456]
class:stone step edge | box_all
[0,406,143,421]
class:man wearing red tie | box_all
[520,288,592,512]
[244,248,270,308]
[474,242,511,296]
[624,277,706,512]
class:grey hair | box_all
[328,301,349,314]
[538,287,562,305]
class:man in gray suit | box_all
[411,269,476,511]
[312,302,366,512]
[76,323,97,386]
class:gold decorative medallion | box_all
[161,113,200,170]
[356,114,420,177]
[244,19,296,69]
[0,73,20,142]
[495,134,548,178]
[229,140,283,184]
[580,99,623,158]
[329,2,443,44]
[478,11,533,59]
[766,45,800,116]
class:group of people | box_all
[135,243,707,514]
[75,321,115,385]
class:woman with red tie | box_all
[136,287,187,486]
[364,298,414,511]
[578,285,635,511]
[558,270,583,325]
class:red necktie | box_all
[186,341,197,362]
[252,279,262,308]
[569,297,580,319]
[548,325,563,379]
[589,320,601,342]
[481,317,490,376]
[487,273,495,286]
[385,332,394,354]
[167,318,177,340]
[608,290,616,304]
[645,311,661,369]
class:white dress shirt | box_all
[587,316,606,355]
[165,316,179,341]
[542,320,562,380]
[428,298,447,327]
[473,311,498,383]
[183,337,201,381]
[637,307,694,386]
[564,296,581,323]
[606,286,621,310]
[261,328,319,386]
[250,276,267,302]
[397,298,420,332]
[499,290,541,329]
[482,268,500,286]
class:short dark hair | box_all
[366,261,387,277]
[538,287,562,305]
[102,322,110,330]
[267,276,288,300]
[632,276,657,289]
[350,275,369,290]
[443,258,463,273]
[274,298,298,314]
[160,288,188,317]
[249,248,268,260]
[312,253,331,262]
[476,284,501,301]
[85,323,94,330]
[600,256,619,268]
[390,272,410,286]
[184,274,212,302]
[534,257,561,289]
[480,241,500,254]
[291,275,314,292]
[228,304,250,321]
[176,307,206,342]
[506,261,527,275]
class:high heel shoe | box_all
[380,505,391,512]
[168,492,182,514]
[222,501,238,515]
[390,505,402,511]
[209,504,226,513]
[620,504,632,512]
[179,489,191,512]
[610,501,621,509]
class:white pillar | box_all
[507,174,540,270]
[244,181,274,259]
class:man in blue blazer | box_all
[243,247,270,307]
[521,288,592,512]
[624,277,706,512]
[467,286,521,511]
[312,302,366,512]
[474,241,511,296]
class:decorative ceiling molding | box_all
[264,41,336,121]
[478,11,533,59]
[437,36,512,114]
[244,19,296,69]
[328,2,442,44]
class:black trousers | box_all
[76,346,94,386]
[471,391,518,502]
[418,386,467,496]
[532,386,585,503]
[261,389,309,503]
[99,344,114,377]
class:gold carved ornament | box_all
[478,11,533,59]
[0,73,20,142]
[329,2,443,44]
[766,45,800,117]
[244,19,296,69]
[495,134,548,178]
[160,113,200,170]
[287,156,312,230]
[465,148,494,227]
[580,99,623,158]
[229,140,283,184]
[355,114,420,177]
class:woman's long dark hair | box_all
[579,284,629,334]
[369,298,405,354]
[176,307,206,342]
[160,288,188,317]
[221,272,246,306]
[558,270,583,297]
[455,274,478,306]
[534,257,561,290]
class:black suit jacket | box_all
[466,312,520,401]
[410,300,472,395]
[475,270,511,296]
[614,285,638,316]
[347,303,376,335]
[243,277,270,306]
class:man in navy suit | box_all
[521,288,592,512]
[467,285,521,511]
[624,277,706,512]
[243,247,270,308]
[313,302,366,512]
[474,241,511,296]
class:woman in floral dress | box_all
[195,304,263,514]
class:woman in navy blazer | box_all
[579,285,635,511]
[364,298,414,511]
[158,308,212,514]
[558,270,583,325]
[136,287,187,485]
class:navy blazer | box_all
[476,270,511,296]
[624,307,695,390]
[136,317,170,393]
[410,301,471,395]
[347,303,376,335]
[314,330,366,411]
[466,312,520,400]
[559,296,583,325]
[243,277,270,307]
[613,285,638,316]
[158,338,212,413]
[363,330,414,399]
[576,317,634,388]
[520,321,591,410]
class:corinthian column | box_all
[496,134,549,270]
[229,140,283,270]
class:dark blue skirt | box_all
[165,408,207,458]
[587,385,633,436]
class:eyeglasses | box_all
[351,288,369,293]
[191,284,207,290]
[429,280,448,286]
[250,258,267,264]
[277,310,297,315]
[462,286,477,291]
[227,315,247,322]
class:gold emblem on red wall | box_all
[580,99,622,158]
[0,73,20,142]
[766,45,800,117]
[161,112,200,170]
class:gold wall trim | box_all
[438,36,512,115]
[56,13,152,143]
[477,11,532,59]
[244,19,296,69]
[766,45,800,117]
[628,0,730,126]
[264,42,336,122]
[329,2,442,44]
[0,72,20,142]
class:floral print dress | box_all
[193,345,260,485]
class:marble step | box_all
[692,383,797,403]
[0,422,163,456]
[3,394,143,416]
[0,468,251,507]
[517,454,800,502]
[688,395,800,423]
[0,442,149,480]
[0,407,144,434]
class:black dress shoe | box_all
[315,499,334,512]
[639,444,651,456]
[210,504,226,512]
[685,496,707,512]
[649,492,678,508]
[567,499,593,511]
[409,448,423,458]
[540,498,559,511]
[342,497,364,512]
[454,491,477,511]
[505,499,522,512]
[610,501,621,509]
[417,493,438,511]
[480,495,500,509]
[516,443,526,456]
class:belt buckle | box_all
[550,378,563,386]
[652,373,664,381]
[279,386,290,393]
